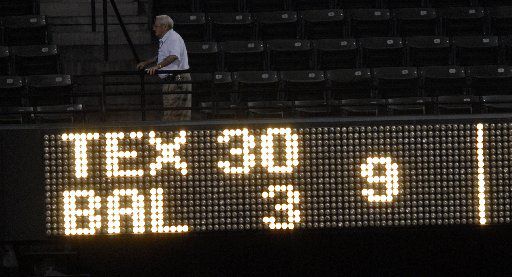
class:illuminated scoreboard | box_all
[42,119,512,236]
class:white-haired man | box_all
[137,15,191,121]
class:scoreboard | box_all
[37,115,512,237]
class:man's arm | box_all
[136,56,158,70]
[146,55,178,76]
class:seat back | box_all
[327,68,373,99]
[395,8,439,36]
[210,13,255,41]
[489,6,512,35]
[256,11,299,40]
[186,42,219,72]
[406,36,451,66]
[349,9,393,38]
[441,7,488,36]
[12,45,59,75]
[26,74,72,106]
[221,41,266,71]
[453,36,500,66]
[316,38,359,69]
[422,66,468,96]
[301,9,345,39]
[373,66,420,98]
[0,76,25,106]
[267,39,314,70]
[233,71,280,101]
[468,65,512,95]
[361,37,405,67]
[280,70,326,101]
[170,13,208,42]
[4,15,47,46]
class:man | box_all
[136,15,191,121]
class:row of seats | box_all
[171,7,512,41]
[0,0,36,17]
[0,44,60,75]
[0,15,47,45]
[186,37,512,72]
[189,67,512,103]
[0,75,72,107]
[199,96,511,119]
[155,0,511,13]
[0,104,83,124]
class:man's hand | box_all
[136,61,148,70]
[146,66,159,76]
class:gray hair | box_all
[155,15,174,29]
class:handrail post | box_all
[103,0,108,61]
[91,0,96,32]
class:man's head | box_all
[153,15,173,38]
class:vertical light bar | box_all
[476,123,487,225]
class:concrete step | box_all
[40,1,139,17]
[49,23,148,33]
[51,30,152,45]
[47,15,148,25]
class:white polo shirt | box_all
[158,29,189,78]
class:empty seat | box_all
[200,0,240,12]
[153,0,195,13]
[383,0,425,8]
[0,76,25,106]
[0,0,34,16]
[387,97,434,115]
[0,106,33,124]
[395,8,440,36]
[233,71,280,101]
[191,72,234,115]
[429,0,473,8]
[327,68,373,99]
[341,98,386,116]
[26,75,72,106]
[170,13,207,42]
[301,9,345,39]
[186,42,219,72]
[221,41,266,71]
[12,45,60,75]
[453,36,500,66]
[338,0,378,9]
[436,95,480,114]
[316,38,358,69]
[3,15,47,46]
[489,6,512,35]
[200,101,243,119]
[256,11,299,40]
[0,46,10,75]
[247,101,292,118]
[468,65,512,95]
[267,39,314,70]
[406,36,451,66]
[294,100,334,117]
[280,70,326,101]
[422,66,468,96]
[349,9,393,38]
[481,95,512,113]
[360,37,405,67]
[210,13,255,41]
[35,104,84,123]
[441,7,488,36]
[245,0,287,12]
[481,0,512,6]
[374,67,420,98]
[292,0,333,10]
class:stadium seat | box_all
[256,11,299,40]
[436,95,480,114]
[327,68,373,99]
[349,9,393,38]
[187,42,219,72]
[360,37,405,67]
[200,0,241,12]
[468,65,512,95]
[12,45,60,75]
[387,97,434,115]
[0,0,34,16]
[441,7,488,36]
[153,0,195,13]
[280,70,326,101]
[316,38,359,69]
[294,100,334,117]
[0,76,25,107]
[26,75,72,106]
[170,13,207,42]
[190,72,234,104]
[338,0,379,9]
[233,71,280,101]
[292,0,333,10]
[489,6,512,35]
[395,8,440,36]
[3,15,47,46]
[210,13,255,41]
[200,101,243,119]
[267,39,314,70]
[429,0,473,8]
[0,46,10,75]
[481,95,512,113]
[383,0,425,9]
[247,101,292,118]
[373,66,420,98]
[406,36,451,66]
[0,106,32,124]
[221,41,266,71]
[34,104,84,123]
[453,36,500,66]
[300,9,346,39]
[341,98,385,116]
[421,66,468,96]
[245,0,287,12]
